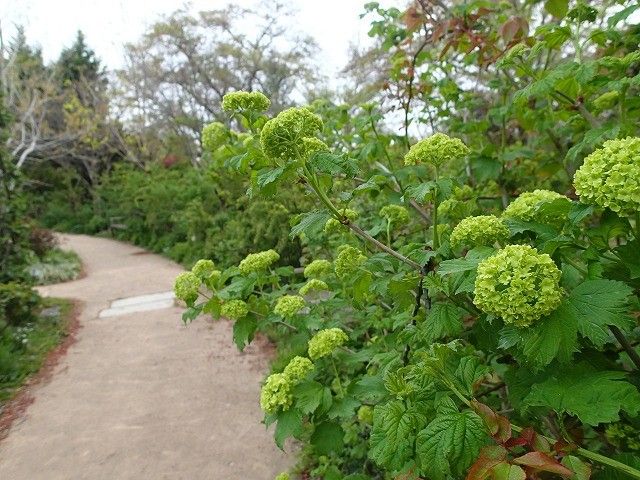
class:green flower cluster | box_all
[260,356,314,414]
[450,215,509,249]
[324,208,358,234]
[299,279,329,296]
[573,137,640,216]
[174,272,200,304]
[606,423,640,452]
[259,373,292,413]
[221,91,270,113]
[282,356,314,383]
[404,133,469,167]
[301,137,329,161]
[357,405,374,425]
[274,295,305,317]
[220,299,249,320]
[308,328,349,360]
[334,245,366,279]
[201,122,227,153]
[238,249,280,274]
[274,473,290,480]
[303,259,332,279]
[379,204,409,226]
[191,259,215,279]
[260,107,323,162]
[473,245,563,326]
[502,189,569,223]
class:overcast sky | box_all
[0,0,386,79]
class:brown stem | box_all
[610,325,640,370]
[346,221,422,271]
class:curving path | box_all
[0,234,289,479]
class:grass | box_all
[0,298,75,404]
[25,248,82,285]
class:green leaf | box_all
[420,303,464,342]
[293,381,326,415]
[545,0,569,18]
[369,400,427,471]
[616,241,640,279]
[566,279,634,347]
[351,375,389,403]
[562,456,591,480]
[454,356,490,397]
[438,247,494,275]
[404,181,436,202]
[309,152,359,178]
[328,396,361,420]
[523,363,640,426]
[516,301,578,367]
[274,409,303,449]
[608,5,640,27]
[416,410,487,480]
[311,421,344,455]
[289,210,331,238]
[232,316,257,351]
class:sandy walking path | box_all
[0,234,289,479]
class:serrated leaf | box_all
[523,363,640,425]
[328,396,360,419]
[293,381,325,415]
[416,411,487,480]
[420,303,464,342]
[513,452,573,476]
[369,400,427,471]
[566,279,634,347]
[274,408,303,449]
[309,152,359,178]
[311,421,344,454]
[289,210,331,238]
[454,356,490,397]
[404,181,436,202]
[562,455,591,480]
[517,302,578,367]
[232,316,257,351]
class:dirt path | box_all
[0,234,290,479]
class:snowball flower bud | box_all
[573,137,640,216]
[324,209,358,234]
[260,107,323,162]
[260,373,292,413]
[220,299,249,320]
[191,259,216,279]
[201,122,227,153]
[301,137,329,161]
[174,272,200,304]
[275,473,290,480]
[238,249,280,274]
[379,204,410,226]
[357,405,374,425]
[404,133,469,167]
[450,215,509,249]
[303,259,332,279]
[334,245,367,279]
[274,295,305,318]
[502,189,570,224]
[473,245,563,326]
[299,279,329,296]
[283,356,314,383]
[501,44,528,64]
[308,328,349,360]
[222,91,270,113]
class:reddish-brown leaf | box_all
[513,452,574,477]
[471,401,512,443]
[466,446,508,480]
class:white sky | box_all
[0,0,388,80]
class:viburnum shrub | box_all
[175,84,640,479]
[176,1,640,473]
